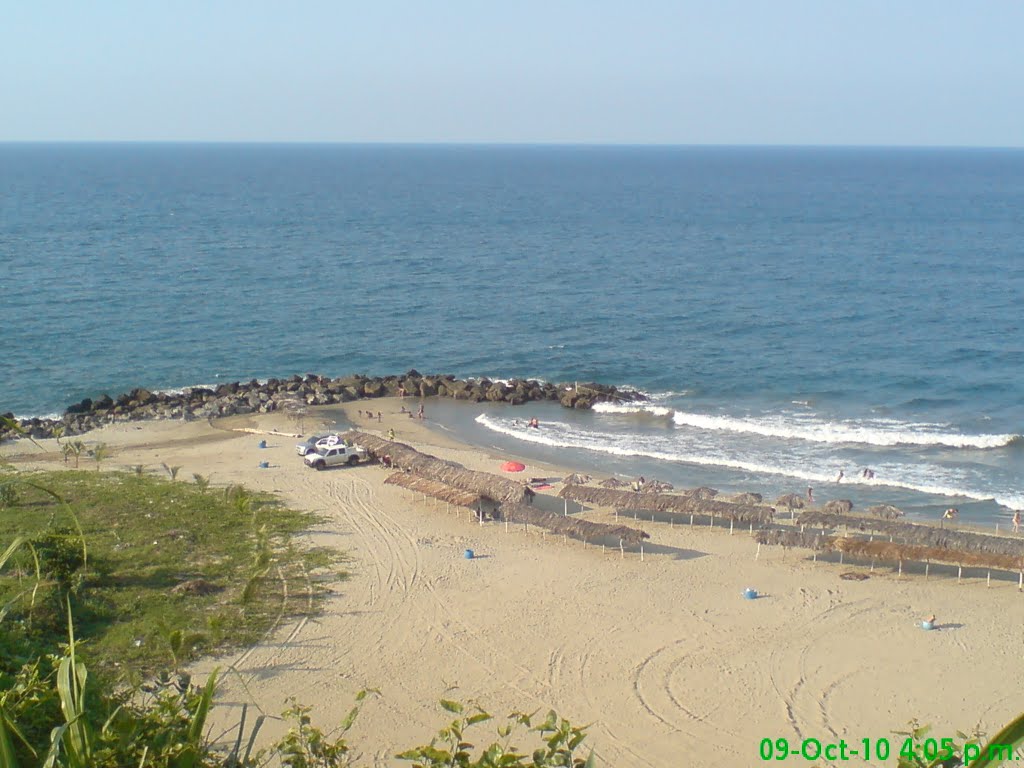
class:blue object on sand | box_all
[258,440,267,448]
[921,621,934,630]
[259,461,269,469]
[743,587,758,600]
[464,549,475,560]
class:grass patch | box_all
[0,468,346,677]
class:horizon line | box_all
[1,140,1022,151]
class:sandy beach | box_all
[4,399,1022,767]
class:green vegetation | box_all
[0,467,344,674]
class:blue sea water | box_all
[3,144,1023,522]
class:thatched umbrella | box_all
[865,504,904,520]
[798,511,1024,567]
[643,479,674,492]
[559,484,774,525]
[384,473,482,509]
[832,537,1024,572]
[563,473,592,486]
[345,431,534,504]
[822,499,853,514]
[729,492,763,505]
[501,503,649,545]
[775,493,806,512]
[755,529,833,551]
[689,487,719,500]
[599,477,629,488]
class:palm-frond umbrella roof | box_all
[345,430,533,504]
[559,485,774,525]
[774,493,807,510]
[501,503,649,545]
[755,528,832,551]
[384,473,482,508]
[799,510,1024,564]
[563,473,592,486]
[822,499,854,514]
[865,504,904,520]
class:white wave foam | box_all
[153,382,221,396]
[474,414,1024,510]
[670,410,1018,449]
[12,411,63,421]
[592,402,674,417]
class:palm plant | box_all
[91,442,109,472]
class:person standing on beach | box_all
[417,404,425,420]
[377,411,382,422]
[807,486,814,503]
[1013,510,1021,533]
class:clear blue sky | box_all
[3,1,1022,145]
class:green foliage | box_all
[397,701,594,768]
[162,464,183,482]
[263,701,355,768]
[31,527,85,590]
[192,474,211,492]
[1,470,344,673]
[893,714,1024,768]
[67,442,85,469]
[90,443,109,472]
[0,481,19,509]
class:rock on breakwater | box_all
[1,372,645,442]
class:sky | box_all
[2,1,1022,146]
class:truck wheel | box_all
[348,455,360,466]
[314,461,326,471]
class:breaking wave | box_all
[669,410,1019,449]
[474,413,1024,510]
[591,402,674,417]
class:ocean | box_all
[3,144,1023,525]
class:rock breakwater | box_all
[2,372,645,442]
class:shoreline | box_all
[0,372,642,442]
[3,403,1023,766]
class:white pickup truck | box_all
[303,443,368,470]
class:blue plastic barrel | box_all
[921,621,934,631]
[259,461,270,469]
[743,587,758,600]
[464,549,475,560]
[258,440,267,448]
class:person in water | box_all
[528,417,539,429]
[836,469,845,483]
